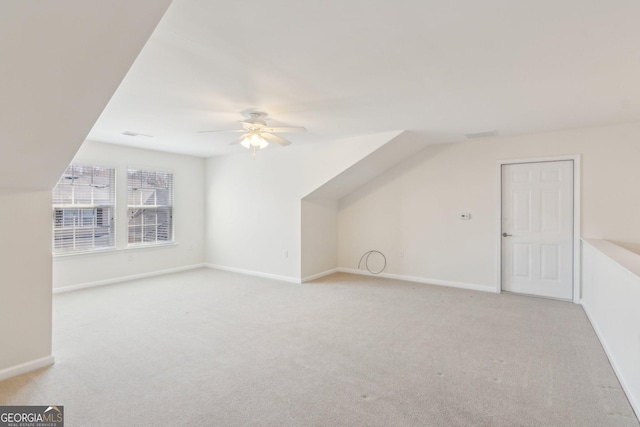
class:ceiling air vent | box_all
[122,131,153,138]
[465,130,498,139]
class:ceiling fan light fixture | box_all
[241,133,269,150]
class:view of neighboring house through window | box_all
[52,164,116,254]
[127,169,173,245]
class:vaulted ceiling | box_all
[24,1,640,159]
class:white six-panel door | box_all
[501,161,574,300]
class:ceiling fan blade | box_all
[229,133,251,145]
[263,126,306,133]
[196,129,246,133]
[262,133,291,146]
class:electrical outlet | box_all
[400,250,405,258]
[284,250,288,258]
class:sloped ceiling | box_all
[303,131,428,201]
[87,0,640,157]
[0,1,172,192]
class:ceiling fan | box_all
[197,112,306,158]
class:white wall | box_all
[338,122,640,289]
[582,239,640,416]
[0,191,53,376]
[301,199,338,280]
[205,131,402,281]
[0,1,172,193]
[53,141,205,291]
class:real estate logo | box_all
[0,406,63,427]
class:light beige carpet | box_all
[0,269,637,426]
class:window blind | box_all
[52,164,116,254]
[127,169,174,245]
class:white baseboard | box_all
[0,355,55,382]
[206,264,300,284]
[581,301,640,419]
[53,264,206,294]
[338,268,497,293]
[302,268,339,283]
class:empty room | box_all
[1,1,640,426]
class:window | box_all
[127,169,173,245]
[52,164,116,254]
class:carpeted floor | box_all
[0,269,637,426]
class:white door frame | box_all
[496,155,581,303]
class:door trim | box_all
[496,155,581,303]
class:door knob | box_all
[502,232,512,237]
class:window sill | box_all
[52,242,179,261]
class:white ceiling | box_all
[88,0,640,158]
